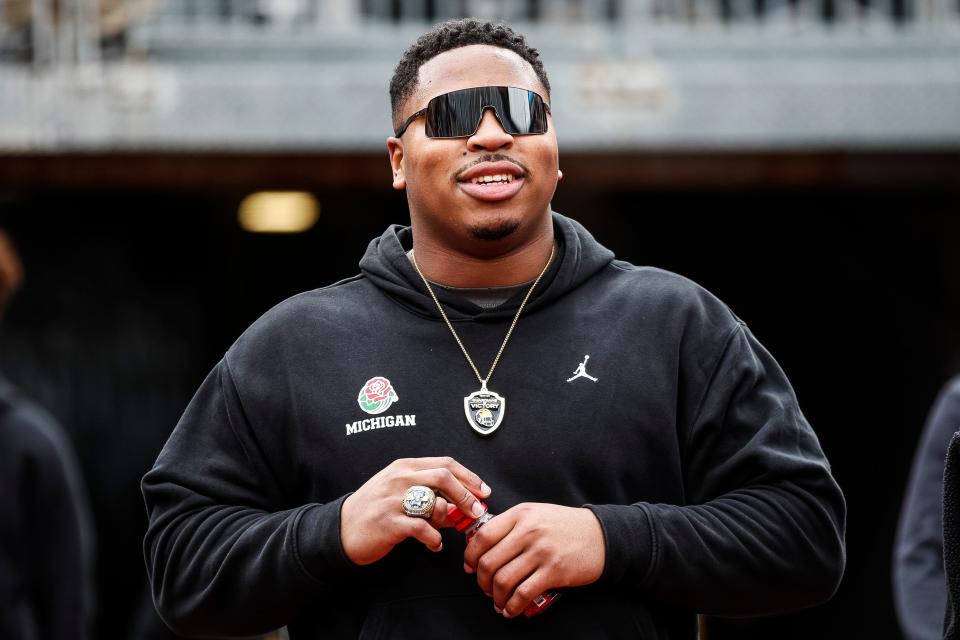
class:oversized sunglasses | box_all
[394,86,551,138]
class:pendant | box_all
[464,382,506,437]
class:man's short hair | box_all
[389,18,551,132]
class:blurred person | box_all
[895,376,960,639]
[143,19,845,638]
[0,230,95,639]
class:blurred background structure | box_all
[1,0,960,152]
[0,1,959,638]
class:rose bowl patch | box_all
[357,376,399,415]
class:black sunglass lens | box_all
[424,87,548,138]
[500,87,544,135]
[426,89,483,138]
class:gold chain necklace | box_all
[411,243,555,436]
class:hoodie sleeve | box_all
[893,377,960,640]
[142,358,356,638]
[587,322,846,616]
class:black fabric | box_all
[356,213,607,321]
[431,279,529,310]
[143,212,845,639]
[944,429,960,640]
[944,422,960,640]
[0,374,95,640]
[895,376,960,640]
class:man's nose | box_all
[467,108,513,151]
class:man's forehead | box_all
[413,45,544,106]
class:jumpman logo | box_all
[566,355,598,383]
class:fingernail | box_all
[502,609,514,619]
[471,501,486,518]
[480,482,491,496]
[493,605,502,614]
[433,542,443,552]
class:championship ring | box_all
[401,485,437,518]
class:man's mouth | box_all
[457,161,526,202]
[466,173,516,185]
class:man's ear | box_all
[387,137,406,190]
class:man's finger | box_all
[464,510,517,570]
[416,468,487,522]
[402,517,443,552]
[489,551,537,609]
[428,496,451,529]
[408,456,491,498]
[503,571,553,619]
[474,527,524,595]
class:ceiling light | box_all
[238,191,320,234]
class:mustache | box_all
[455,154,530,179]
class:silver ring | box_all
[401,485,437,518]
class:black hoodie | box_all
[0,375,95,640]
[143,213,846,639]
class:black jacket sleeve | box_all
[894,376,960,640]
[142,359,355,638]
[587,322,846,615]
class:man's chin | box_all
[468,219,520,241]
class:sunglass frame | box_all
[394,86,551,139]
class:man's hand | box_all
[340,457,491,565]
[463,503,605,618]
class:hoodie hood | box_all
[358,212,615,321]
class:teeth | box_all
[470,174,515,185]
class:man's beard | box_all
[468,219,520,241]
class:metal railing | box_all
[136,0,960,28]
[3,0,959,67]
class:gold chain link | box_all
[411,243,555,390]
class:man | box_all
[0,230,96,639]
[895,376,960,639]
[143,19,846,638]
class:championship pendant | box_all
[464,388,505,436]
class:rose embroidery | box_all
[357,376,399,415]
[364,378,392,403]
